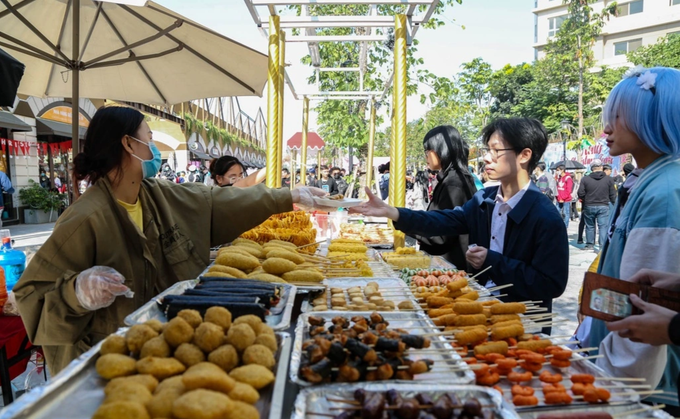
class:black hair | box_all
[73,106,144,185]
[330,166,340,172]
[423,125,469,173]
[557,164,565,171]
[282,168,289,174]
[209,156,246,183]
[623,163,635,176]
[536,162,546,172]
[602,164,612,171]
[320,165,329,170]
[378,162,390,174]
[481,118,547,172]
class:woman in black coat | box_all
[412,125,477,269]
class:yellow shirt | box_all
[117,198,143,231]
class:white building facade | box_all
[533,0,680,68]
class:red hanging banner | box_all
[0,138,5,154]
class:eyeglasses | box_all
[227,174,245,184]
[480,147,515,159]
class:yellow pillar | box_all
[392,14,407,208]
[388,108,395,207]
[277,31,286,188]
[265,16,280,188]
[300,96,309,186]
[365,98,376,196]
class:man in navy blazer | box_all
[351,118,569,332]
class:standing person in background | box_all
[281,168,291,189]
[469,165,485,190]
[603,164,615,213]
[578,159,616,250]
[570,171,581,222]
[331,167,349,196]
[0,170,14,227]
[534,162,556,202]
[378,162,390,200]
[187,165,202,183]
[555,164,573,227]
[209,156,265,188]
[314,165,339,195]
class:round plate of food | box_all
[313,195,365,207]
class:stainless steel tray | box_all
[123,279,297,331]
[517,402,674,419]
[292,383,521,419]
[301,277,420,313]
[290,311,475,386]
[0,332,292,419]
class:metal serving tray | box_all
[292,383,521,419]
[517,402,674,419]
[123,279,297,331]
[0,332,292,419]
[301,277,420,314]
[290,311,475,387]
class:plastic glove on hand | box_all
[294,186,336,212]
[75,266,133,311]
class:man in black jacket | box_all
[314,165,339,195]
[577,159,616,250]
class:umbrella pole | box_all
[265,16,280,188]
[71,0,80,158]
[300,96,309,186]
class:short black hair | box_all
[481,118,547,172]
[282,168,289,174]
[602,164,612,171]
[320,165,329,170]
[330,166,340,172]
[557,164,565,171]
[623,163,635,176]
[536,162,546,172]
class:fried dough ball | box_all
[140,336,171,359]
[228,382,260,404]
[225,323,256,352]
[229,364,275,389]
[242,344,276,369]
[144,319,164,334]
[254,323,275,337]
[215,252,260,271]
[163,317,195,348]
[247,273,287,283]
[282,270,324,283]
[265,249,305,264]
[146,387,184,418]
[233,314,262,331]
[172,389,234,419]
[174,343,206,367]
[177,309,203,329]
[204,306,232,331]
[254,334,278,354]
[125,325,159,355]
[225,401,260,419]
[262,257,297,275]
[194,322,225,353]
[100,335,128,356]
[154,375,185,394]
[231,238,260,247]
[208,344,239,372]
[183,362,236,394]
[103,382,152,405]
[96,354,137,379]
[208,265,247,279]
[92,401,150,419]
[107,375,158,394]
[136,356,186,380]
[233,243,266,258]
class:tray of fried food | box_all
[2,309,292,419]
[452,331,647,413]
[380,247,431,270]
[314,195,366,207]
[292,383,521,419]
[290,311,475,387]
[339,222,394,247]
[239,211,320,252]
[305,279,420,313]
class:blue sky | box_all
[156,0,535,139]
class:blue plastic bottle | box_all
[0,229,26,292]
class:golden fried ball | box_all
[163,317,194,348]
[193,322,225,353]
[174,343,205,367]
[224,400,260,419]
[144,319,164,334]
[225,323,256,352]
[233,315,262,331]
[140,336,171,359]
[242,344,275,369]
[136,357,186,380]
[182,362,236,394]
[92,401,149,419]
[177,309,203,329]
[154,375,185,395]
[95,354,136,380]
[172,389,234,419]
[208,344,239,372]
[228,382,259,405]
[125,325,159,355]
[100,335,128,356]
[204,306,232,331]
[254,323,275,337]
[103,382,152,405]
[229,364,275,389]
[253,334,278,354]
[106,375,158,395]
[146,387,183,418]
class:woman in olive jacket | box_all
[413,125,477,269]
[13,106,326,374]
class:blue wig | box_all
[603,66,680,158]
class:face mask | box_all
[129,136,162,178]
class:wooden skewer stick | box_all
[611,403,665,418]
[470,265,493,280]
[297,240,327,249]
[486,283,514,292]
[306,412,335,418]
[596,376,647,382]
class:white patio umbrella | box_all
[0,0,268,152]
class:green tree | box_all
[628,33,680,69]
[488,63,534,120]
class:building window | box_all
[614,38,643,55]
[672,0,680,5]
[617,0,644,16]
[548,15,567,37]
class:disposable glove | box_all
[75,266,134,311]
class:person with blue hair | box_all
[581,66,680,413]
